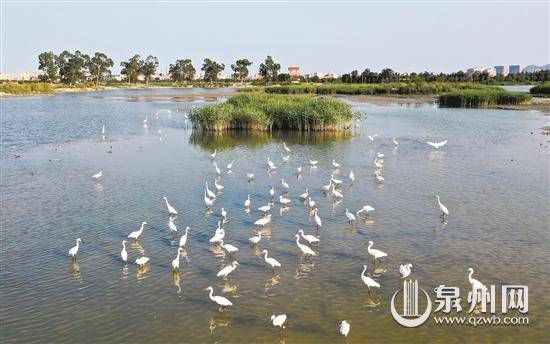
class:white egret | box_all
[271,314,287,328]
[426,140,447,149]
[168,216,178,233]
[282,154,290,162]
[269,186,275,198]
[375,174,385,183]
[307,197,316,208]
[340,320,350,337]
[374,159,383,169]
[249,232,262,245]
[244,195,251,208]
[255,214,272,227]
[205,182,217,199]
[209,149,217,159]
[261,250,281,271]
[367,241,388,262]
[321,180,332,192]
[356,205,375,217]
[345,209,356,223]
[309,160,318,166]
[205,286,233,309]
[299,188,309,200]
[331,185,344,200]
[220,240,239,254]
[467,268,487,292]
[399,263,413,278]
[314,209,322,228]
[101,124,106,135]
[377,152,384,159]
[92,171,103,180]
[349,170,355,183]
[214,163,221,175]
[142,116,148,127]
[221,208,228,221]
[297,229,319,244]
[283,142,291,153]
[135,256,150,267]
[295,234,316,256]
[204,190,214,208]
[258,204,271,213]
[331,174,343,186]
[226,160,235,170]
[267,157,277,170]
[279,195,291,206]
[179,227,189,247]
[214,180,224,191]
[163,197,178,215]
[281,179,289,190]
[128,222,147,240]
[393,137,399,146]
[247,173,255,182]
[296,166,302,174]
[209,227,225,243]
[172,247,184,270]
[332,159,341,169]
[121,240,128,262]
[367,134,378,142]
[217,261,239,279]
[436,195,449,220]
[361,265,381,289]
[68,238,82,258]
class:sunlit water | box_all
[1,89,549,343]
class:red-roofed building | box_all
[288,66,301,78]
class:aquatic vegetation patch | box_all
[438,89,532,107]
[0,82,54,94]
[529,83,550,95]
[189,94,354,131]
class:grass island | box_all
[189,93,355,131]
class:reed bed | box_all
[189,93,354,131]
[0,82,54,94]
[530,83,550,95]
[439,89,532,107]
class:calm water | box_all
[1,89,549,343]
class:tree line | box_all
[37,51,549,85]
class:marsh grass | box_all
[530,83,550,95]
[439,89,532,107]
[0,82,54,94]
[189,94,354,131]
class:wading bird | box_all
[261,250,281,271]
[214,180,224,191]
[299,189,309,200]
[163,197,178,215]
[244,195,251,208]
[393,137,399,146]
[295,234,316,257]
[271,314,287,328]
[92,171,103,180]
[68,238,82,258]
[205,182,217,199]
[255,214,272,227]
[172,247,184,270]
[426,140,447,149]
[349,170,355,183]
[356,205,375,217]
[367,241,387,262]
[205,286,233,310]
[279,195,291,207]
[209,149,217,159]
[314,209,322,228]
[297,229,319,244]
[121,240,128,262]
[332,159,341,169]
[340,320,350,338]
[467,268,487,292]
[361,265,380,290]
[399,263,413,278]
[258,204,271,213]
[128,222,147,240]
[283,142,291,153]
[135,256,150,267]
[168,216,178,233]
[179,227,189,247]
[217,261,239,279]
[281,179,289,190]
[345,209,356,223]
[249,232,262,245]
[220,240,239,254]
[204,190,214,208]
[436,195,449,221]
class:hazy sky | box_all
[1,1,548,74]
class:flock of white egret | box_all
[65,119,471,339]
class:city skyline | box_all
[1,2,548,75]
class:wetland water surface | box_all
[1,89,549,343]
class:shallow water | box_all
[1,89,549,343]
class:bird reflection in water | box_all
[265,273,281,293]
[295,259,315,279]
[244,208,251,215]
[362,217,375,227]
[129,241,145,255]
[428,150,445,161]
[209,314,232,334]
[137,265,150,280]
[250,244,262,257]
[93,183,103,192]
[371,265,386,277]
[172,271,181,294]
[69,260,81,281]
[122,264,129,279]
[279,206,290,216]
[363,294,381,308]
[219,280,238,294]
[209,244,225,256]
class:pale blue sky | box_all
[1,1,548,74]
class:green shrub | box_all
[530,83,550,95]
[0,82,54,94]
[439,89,532,107]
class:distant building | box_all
[509,65,521,74]
[494,65,508,76]
[0,72,42,81]
[310,72,324,79]
[324,71,339,79]
[288,66,301,78]
[466,67,496,76]
[247,73,262,81]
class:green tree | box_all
[169,59,196,82]
[231,59,253,82]
[141,55,159,84]
[259,56,281,83]
[201,58,225,83]
[88,52,114,86]
[38,51,58,83]
[57,50,90,85]
[120,55,143,84]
